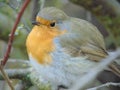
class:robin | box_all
[26,7,120,90]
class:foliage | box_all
[100,16,120,46]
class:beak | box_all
[32,21,40,26]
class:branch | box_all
[0,0,31,87]
[1,0,31,66]
[0,59,31,90]
[0,59,31,80]
[0,65,14,90]
[0,68,33,90]
[5,59,31,68]
[0,67,51,90]
[0,68,31,80]
[70,49,120,90]
[87,82,120,90]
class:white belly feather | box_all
[29,48,97,90]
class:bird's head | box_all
[26,7,69,65]
[33,7,70,32]
[37,7,69,22]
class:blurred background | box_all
[0,0,120,90]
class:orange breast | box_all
[26,20,64,64]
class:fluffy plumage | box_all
[26,7,119,90]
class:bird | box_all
[26,7,120,90]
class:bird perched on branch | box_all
[26,7,120,90]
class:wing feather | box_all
[59,17,108,61]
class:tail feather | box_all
[109,62,120,77]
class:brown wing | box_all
[59,17,108,61]
[59,17,120,77]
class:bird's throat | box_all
[26,25,64,65]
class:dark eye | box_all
[50,22,55,27]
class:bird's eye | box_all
[50,22,55,27]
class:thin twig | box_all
[0,0,31,89]
[1,0,31,66]
[87,82,120,90]
[0,65,14,90]
[69,49,120,90]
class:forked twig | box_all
[1,0,30,66]
[0,0,31,89]
[0,65,14,90]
